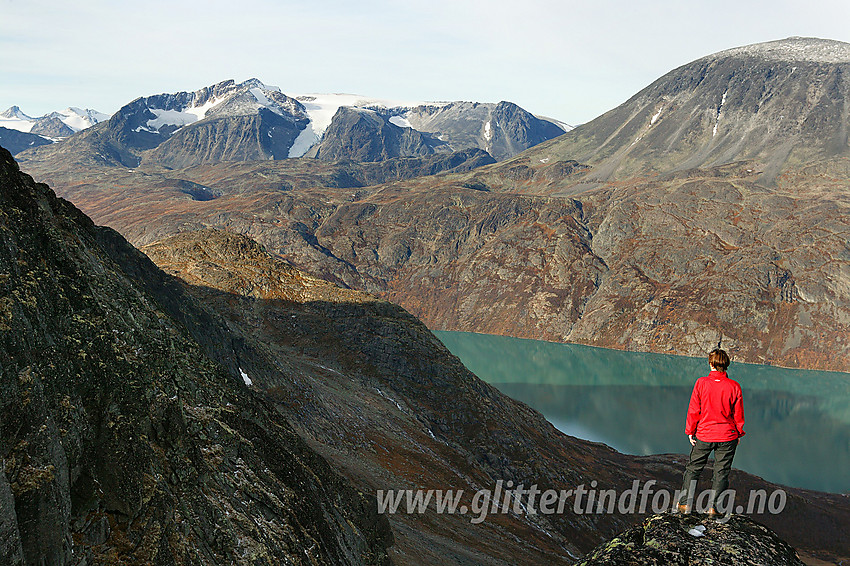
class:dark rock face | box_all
[308,102,565,164]
[488,101,567,159]
[141,109,307,168]
[355,147,496,182]
[0,146,392,565]
[28,115,75,138]
[577,514,805,566]
[309,107,436,162]
[0,127,52,156]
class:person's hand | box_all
[689,435,696,446]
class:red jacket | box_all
[685,370,745,442]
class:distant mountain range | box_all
[9,79,568,171]
[0,105,109,137]
[18,37,850,374]
[0,106,110,155]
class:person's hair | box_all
[709,348,730,371]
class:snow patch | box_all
[185,96,224,121]
[484,120,492,141]
[288,125,319,158]
[687,525,706,537]
[146,108,201,131]
[388,115,412,129]
[0,116,34,133]
[57,107,109,132]
[547,118,574,132]
[650,106,663,125]
[239,368,252,386]
[713,89,728,137]
[250,87,271,107]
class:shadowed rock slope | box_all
[0,127,53,156]
[0,147,392,565]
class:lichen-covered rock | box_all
[0,145,392,565]
[577,514,805,566]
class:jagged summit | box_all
[707,36,850,64]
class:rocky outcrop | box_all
[0,146,392,565]
[28,115,75,138]
[577,514,805,566]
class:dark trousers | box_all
[679,438,738,510]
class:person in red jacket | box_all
[677,348,745,516]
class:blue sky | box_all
[3,0,850,124]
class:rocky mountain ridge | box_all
[12,80,566,169]
[306,100,567,162]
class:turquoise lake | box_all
[434,331,850,494]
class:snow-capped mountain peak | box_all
[131,79,305,135]
[1,106,34,121]
[0,105,109,136]
[58,107,110,131]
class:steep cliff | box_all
[0,147,392,565]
